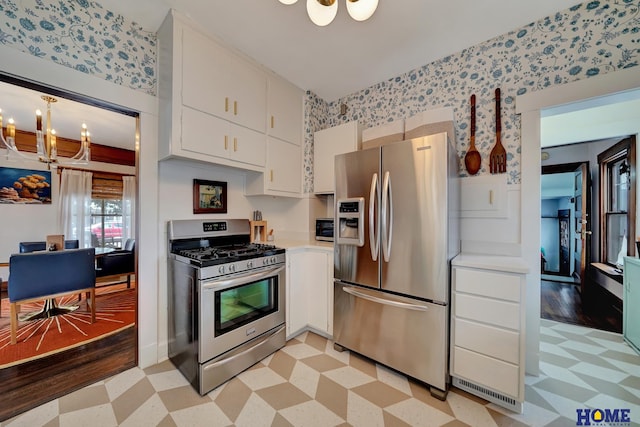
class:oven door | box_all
[200,264,285,362]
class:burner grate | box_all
[176,243,280,263]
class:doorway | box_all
[539,137,634,333]
[0,74,139,421]
[517,66,640,376]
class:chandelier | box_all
[279,0,379,26]
[0,95,91,169]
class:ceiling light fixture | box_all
[0,96,91,169]
[279,0,378,26]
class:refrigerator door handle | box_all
[381,171,393,262]
[369,173,379,261]
[342,286,429,311]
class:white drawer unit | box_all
[454,293,520,330]
[450,255,528,413]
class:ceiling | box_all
[0,81,137,151]
[97,0,581,102]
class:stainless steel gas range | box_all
[167,219,286,395]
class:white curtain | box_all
[58,169,93,248]
[122,176,136,241]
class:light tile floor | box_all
[2,319,639,427]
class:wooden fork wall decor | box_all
[489,88,507,174]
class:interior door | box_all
[573,163,591,294]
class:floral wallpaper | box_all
[0,0,156,95]
[0,0,637,191]
[305,0,640,190]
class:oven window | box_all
[214,277,277,336]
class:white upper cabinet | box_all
[182,107,266,167]
[160,11,294,174]
[266,138,301,194]
[314,121,362,193]
[267,75,303,145]
[245,73,304,197]
[182,25,266,133]
[158,11,302,188]
[181,27,231,120]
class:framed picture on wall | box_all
[193,179,227,214]
[0,167,52,204]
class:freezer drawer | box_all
[333,281,449,392]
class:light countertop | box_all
[271,239,334,252]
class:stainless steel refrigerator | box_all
[333,132,459,399]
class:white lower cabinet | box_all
[286,247,333,339]
[450,255,528,413]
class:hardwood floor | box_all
[0,326,136,422]
[540,279,622,333]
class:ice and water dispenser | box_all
[336,197,365,246]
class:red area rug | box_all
[0,289,135,368]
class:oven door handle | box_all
[202,265,285,291]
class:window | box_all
[598,137,636,266]
[90,199,123,248]
[89,172,125,248]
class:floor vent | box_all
[452,377,522,413]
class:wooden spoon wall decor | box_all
[464,94,481,175]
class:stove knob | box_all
[247,261,253,269]
[263,258,269,265]
[229,264,236,273]
[218,265,225,274]
[271,257,277,264]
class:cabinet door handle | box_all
[224,135,228,150]
[234,138,238,152]
[270,170,274,182]
[271,115,275,129]
[489,190,494,205]
[234,101,238,115]
[225,97,229,112]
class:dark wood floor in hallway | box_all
[540,279,622,333]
